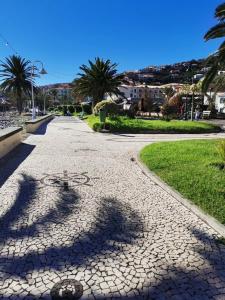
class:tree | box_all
[202,3,225,92]
[163,86,175,101]
[49,89,58,104]
[73,58,125,110]
[168,83,203,119]
[0,55,35,114]
[71,79,86,104]
[35,88,51,111]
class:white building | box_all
[204,92,225,113]
[105,84,165,104]
[41,83,72,102]
[54,84,72,98]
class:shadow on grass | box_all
[0,143,35,188]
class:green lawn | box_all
[140,140,225,224]
[86,115,220,134]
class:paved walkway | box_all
[1,116,225,300]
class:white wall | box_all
[105,84,165,104]
[204,92,225,112]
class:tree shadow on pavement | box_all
[191,227,225,280]
[94,228,225,299]
[0,143,35,188]
[0,197,143,278]
[0,215,225,299]
[0,173,37,242]
[0,175,80,244]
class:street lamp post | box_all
[31,60,47,120]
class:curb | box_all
[135,153,225,238]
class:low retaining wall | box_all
[0,127,23,159]
[25,114,54,133]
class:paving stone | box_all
[0,116,225,299]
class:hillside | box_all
[124,58,208,85]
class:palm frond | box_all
[73,57,125,105]
[0,55,35,113]
[204,23,225,40]
[215,3,225,20]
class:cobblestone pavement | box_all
[1,117,225,300]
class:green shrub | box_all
[74,105,82,113]
[94,100,119,116]
[154,105,161,115]
[81,103,92,114]
[57,105,63,111]
[63,105,67,115]
[161,103,177,120]
[68,105,75,114]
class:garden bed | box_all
[86,115,221,134]
[0,112,31,129]
[140,140,225,224]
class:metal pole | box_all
[31,65,36,120]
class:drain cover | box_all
[50,279,83,300]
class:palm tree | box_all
[73,57,125,110]
[202,3,225,92]
[0,55,35,114]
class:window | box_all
[220,97,225,104]
[130,93,133,98]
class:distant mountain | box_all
[124,59,208,85]
[40,59,208,88]
[40,83,72,89]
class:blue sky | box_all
[0,0,222,85]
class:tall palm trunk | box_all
[16,90,23,114]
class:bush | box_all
[57,106,63,111]
[63,105,67,115]
[81,103,92,114]
[94,100,119,116]
[74,105,82,113]
[161,103,177,120]
[126,103,139,119]
[68,105,75,114]
[154,105,161,115]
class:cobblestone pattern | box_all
[0,117,225,300]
